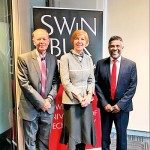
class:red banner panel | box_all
[49,84,101,150]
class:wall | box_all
[106,0,149,132]
[58,0,103,9]
[11,0,149,149]
[55,0,149,132]
[12,3,149,150]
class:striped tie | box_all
[41,57,46,98]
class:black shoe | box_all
[75,143,85,150]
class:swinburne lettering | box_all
[41,15,97,36]
[41,15,97,57]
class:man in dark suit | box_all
[95,35,137,150]
[17,28,60,150]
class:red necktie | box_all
[41,57,46,98]
[111,59,117,100]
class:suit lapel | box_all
[105,57,111,84]
[46,53,50,79]
[31,50,41,81]
[116,57,125,95]
[45,53,53,91]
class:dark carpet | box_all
[110,134,150,150]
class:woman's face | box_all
[73,34,86,54]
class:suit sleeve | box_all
[117,63,137,110]
[95,61,108,107]
[17,56,45,109]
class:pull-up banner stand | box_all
[33,7,103,150]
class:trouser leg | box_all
[37,112,54,150]
[100,109,113,150]
[23,118,38,150]
[114,112,129,150]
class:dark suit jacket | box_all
[17,49,60,121]
[95,57,137,112]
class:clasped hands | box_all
[104,104,120,113]
[77,94,93,107]
[41,98,51,112]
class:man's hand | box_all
[104,104,113,112]
[41,98,51,112]
[112,104,121,113]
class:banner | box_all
[33,7,103,150]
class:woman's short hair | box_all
[71,30,89,46]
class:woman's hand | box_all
[76,94,85,104]
[81,94,93,107]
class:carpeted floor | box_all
[110,134,150,150]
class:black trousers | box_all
[100,109,129,150]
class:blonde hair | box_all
[71,30,89,46]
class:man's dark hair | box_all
[108,35,123,45]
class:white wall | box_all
[12,1,149,149]
[57,0,149,132]
[14,0,149,134]
[106,0,149,132]
[57,0,103,10]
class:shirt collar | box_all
[35,49,46,59]
[71,49,84,57]
[110,56,121,63]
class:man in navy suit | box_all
[95,36,137,150]
[17,28,60,150]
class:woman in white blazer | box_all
[60,30,96,150]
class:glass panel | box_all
[0,0,16,149]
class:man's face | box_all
[108,40,124,59]
[32,30,50,54]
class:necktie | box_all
[41,57,46,98]
[111,59,117,100]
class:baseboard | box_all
[111,128,150,137]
